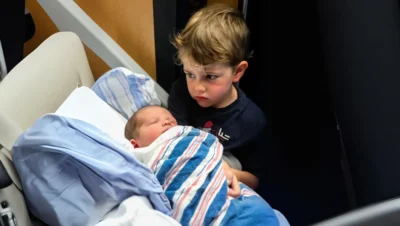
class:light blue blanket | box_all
[12,114,171,226]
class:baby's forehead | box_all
[137,106,166,118]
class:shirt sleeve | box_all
[168,77,190,125]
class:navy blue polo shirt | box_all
[168,77,267,177]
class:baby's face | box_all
[133,107,177,147]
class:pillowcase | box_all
[55,86,128,146]
[91,67,161,120]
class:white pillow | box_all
[55,87,130,147]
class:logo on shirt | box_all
[202,120,213,133]
[200,121,230,141]
[217,128,230,141]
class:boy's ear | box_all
[130,139,140,148]
[233,61,248,83]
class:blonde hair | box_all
[172,4,250,67]
[124,106,156,140]
[124,111,141,140]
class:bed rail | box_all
[37,0,169,107]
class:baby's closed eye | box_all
[147,119,159,125]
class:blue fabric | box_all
[91,67,161,120]
[12,114,171,226]
[221,184,280,226]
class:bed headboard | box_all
[0,32,95,151]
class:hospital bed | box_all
[0,0,168,225]
[0,31,90,226]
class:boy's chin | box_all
[196,100,214,108]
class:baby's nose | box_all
[163,120,172,126]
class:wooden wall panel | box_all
[24,0,155,80]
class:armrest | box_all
[0,161,11,189]
[0,148,21,191]
[37,0,169,107]
[313,198,400,226]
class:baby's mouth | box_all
[162,127,171,134]
[162,124,177,134]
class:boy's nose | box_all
[194,81,206,92]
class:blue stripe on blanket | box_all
[92,71,128,119]
[93,84,107,105]
[166,133,216,194]
[107,69,136,113]
[113,71,135,114]
[127,76,147,110]
[180,161,223,226]
[153,127,186,173]
[156,129,200,185]
[105,75,126,118]
[204,177,228,224]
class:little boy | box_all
[168,4,266,189]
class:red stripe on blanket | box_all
[164,130,207,189]
[171,134,216,219]
[210,196,231,226]
[150,129,183,170]
[192,167,225,225]
[191,143,225,225]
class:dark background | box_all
[0,0,35,73]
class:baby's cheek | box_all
[150,130,163,143]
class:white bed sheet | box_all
[55,87,179,225]
[55,86,128,146]
[96,196,180,226]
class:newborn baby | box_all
[124,105,241,197]
[123,106,282,225]
[124,105,177,148]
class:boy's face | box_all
[130,107,177,148]
[182,56,247,108]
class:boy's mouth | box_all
[194,96,208,101]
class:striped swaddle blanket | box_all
[134,126,279,226]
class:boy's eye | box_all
[206,74,218,80]
[186,73,195,79]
